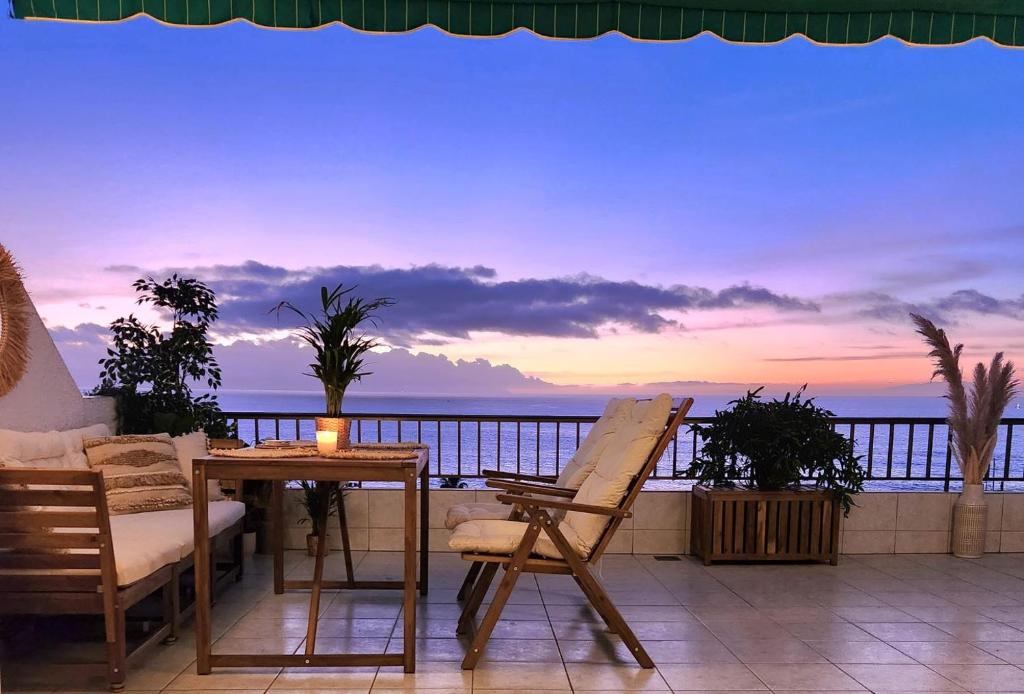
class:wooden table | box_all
[192,446,430,673]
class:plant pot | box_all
[952,483,987,558]
[691,485,841,565]
[306,532,330,557]
[315,416,352,454]
[243,531,257,559]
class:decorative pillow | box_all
[0,424,111,470]
[172,431,225,501]
[84,434,193,515]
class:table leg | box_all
[337,488,356,589]
[419,462,429,596]
[404,469,417,672]
[193,465,212,674]
[272,480,284,595]
[305,482,334,656]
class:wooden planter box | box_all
[691,485,840,565]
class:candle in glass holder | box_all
[316,430,338,456]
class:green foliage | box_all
[296,481,339,536]
[274,284,394,417]
[683,387,864,515]
[95,275,231,438]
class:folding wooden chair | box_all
[449,395,693,669]
[448,398,637,601]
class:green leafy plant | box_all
[296,481,340,537]
[683,387,864,515]
[274,284,394,417]
[95,275,231,437]
[911,313,1018,486]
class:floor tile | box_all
[837,663,964,692]
[471,662,571,690]
[805,640,915,664]
[928,663,1024,692]
[564,662,670,690]
[747,663,865,691]
[889,640,1003,664]
[655,664,768,691]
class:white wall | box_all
[279,488,1024,555]
[0,299,115,432]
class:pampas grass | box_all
[0,243,31,396]
[912,313,1018,485]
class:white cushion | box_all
[563,394,673,558]
[449,518,583,560]
[172,431,225,501]
[108,501,245,586]
[449,395,674,559]
[444,502,509,530]
[0,424,111,470]
[555,398,635,489]
[443,398,636,531]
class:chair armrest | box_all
[482,470,559,484]
[495,493,631,518]
[485,480,576,497]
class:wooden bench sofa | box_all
[0,467,244,691]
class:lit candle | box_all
[316,430,338,456]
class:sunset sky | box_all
[3,16,1023,394]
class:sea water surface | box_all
[214,391,1024,491]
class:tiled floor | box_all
[6,550,1024,693]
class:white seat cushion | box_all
[108,500,244,586]
[444,502,510,530]
[449,518,584,560]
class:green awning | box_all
[8,0,1023,46]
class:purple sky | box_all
[3,16,1023,395]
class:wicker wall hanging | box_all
[0,244,30,396]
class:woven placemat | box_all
[209,442,426,460]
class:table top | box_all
[194,445,429,482]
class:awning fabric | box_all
[8,0,1023,46]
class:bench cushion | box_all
[0,424,110,470]
[109,501,244,586]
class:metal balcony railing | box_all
[221,411,1024,491]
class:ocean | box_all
[213,391,1024,491]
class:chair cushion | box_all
[444,398,636,531]
[85,434,193,515]
[444,502,510,530]
[449,518,582,560]
[108,500,245,586]
[555,398,635,489]
[563,394,673,557]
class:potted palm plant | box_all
[297,480,338,555]
[276,284,394,453]
[911,314,1018,558]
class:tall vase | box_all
[315,416,352,454]
[952,483,987,558]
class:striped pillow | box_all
[84,434,192,515]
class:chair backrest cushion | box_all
[562,394,673,557]
[554,398,635,490]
